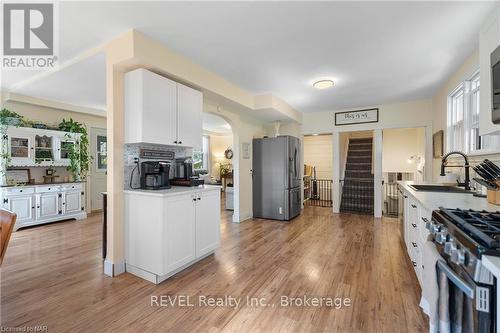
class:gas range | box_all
[427,208,500,332]
[429,208,500,283]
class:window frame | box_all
[446,71,500,156]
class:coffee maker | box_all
[174,157,193,180]
[171,157,204,187]
[140,161,171,190]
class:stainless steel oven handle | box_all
[437,260,474,299]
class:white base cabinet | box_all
[124,187,221,284]
[1,183,87,230]
[399,184,432,287]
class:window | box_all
[447,84,465,152]
[193,135,210,171]
[96,135,107,172]
[447,72,500,154]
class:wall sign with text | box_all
[334,108,379,126]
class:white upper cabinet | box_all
[177,83,202,149]
[5,127,79,167]
[124,68,202,148]
[479,8,500,136]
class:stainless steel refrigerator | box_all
[252,136,301,221]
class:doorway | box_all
[303,134,333,207]
[90,127,107,211]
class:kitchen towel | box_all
[438,262,451,333]
[420,238,442,333]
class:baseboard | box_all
[232,211,252,223]
[104,259,126,277]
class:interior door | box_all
[90,128,107,211]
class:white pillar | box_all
[332,132,340,213]
[425,125,433,182]
[373,129,383,218]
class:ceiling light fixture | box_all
[313,79,334,90]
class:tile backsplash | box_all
[124,143,192,190]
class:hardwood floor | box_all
[1,206,427,332]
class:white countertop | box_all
[397,181,499,212]
[124,185,220,197]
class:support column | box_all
[373,129,383,218]
[332,131,340,213]
[104,59,126,277]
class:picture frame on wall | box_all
[433,130,444,158]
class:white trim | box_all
[104,259,126,277]
[373,129,383,219]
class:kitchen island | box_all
[124,185,221,284]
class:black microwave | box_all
[493,44,500,124]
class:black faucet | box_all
[440,151,471,190]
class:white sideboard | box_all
[124,186,221,284]
[124,68,202,149]
[1,182,87,231]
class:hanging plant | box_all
[58,118,92,180]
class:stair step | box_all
[350,138,373,144]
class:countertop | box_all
[124,185,220,197]
[397,181,499,212]
[1,181,86,188]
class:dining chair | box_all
[0,209,17,266]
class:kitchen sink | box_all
[408,184,473,193]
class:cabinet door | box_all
[38,193,60,219]
[63,190,82,215]
[56,134,77,165]
[8,130,33,165]
[164,194,196,272]
[124,69,177,145]
[7,195,35,224]
[176,84,202,149]
[195,190,221,258]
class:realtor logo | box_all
[2,2,58,69]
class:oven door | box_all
[437,260,495,333]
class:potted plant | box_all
[58,118,92,181]
[0,108,24,126]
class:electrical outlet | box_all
[128,155,139,165]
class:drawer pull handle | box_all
[421,217,428,223]
[19,190,22,192]
[411,204,417,208]
[412,242,417,247]
[412,261,417,267]
[412,223,417,228]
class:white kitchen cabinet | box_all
[6,195,35,224]
[37,192,60,219]
[124,68,177,145]
[124,68,202,148]
[63,190,82,215]
[7,130,33,165]
[177,83,202,149]
[195,190,221,257]
[124,187,221,284]
[479,8,500,136]
[0,183,86,231]
[165,194,196,272]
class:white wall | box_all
[382,128,424,174]
[304,135,332,180]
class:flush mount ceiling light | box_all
[313,79,334,90]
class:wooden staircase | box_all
[340,138,374,214]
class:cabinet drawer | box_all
[61,183,83,191]
[419,207,432,243]
[4,187,35,195]
[36,185,61,193]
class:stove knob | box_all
[436,231,448,244]
[451,248,466,265]
[431,224,441,235]
[444,241,457,255]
